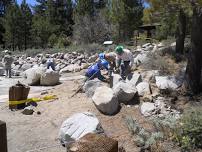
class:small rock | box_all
[22,106,34,115]
[136,82,152,96]
[140,102,155,117]
[41,91,48,95]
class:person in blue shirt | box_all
[85,59,109,82]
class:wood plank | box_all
[0,120,7,152]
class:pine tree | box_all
[74,0,94,16]
[32,15,55,48]
[20,0,32,50]
[109,0,144,41]
[146,0,192,53]
[34,0,47,15]
[53,0,74,36]
[4,3,22,51]
[0,0,13,47]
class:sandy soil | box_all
[0,72,155,152]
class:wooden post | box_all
[0,121,7,152]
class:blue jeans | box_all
[120,61,130,80]
[47,62,55,71]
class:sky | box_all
[17,0,37,6]
[17,0,150,7]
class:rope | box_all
[9,95,57,105]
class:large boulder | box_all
[92,86,119,115]
[126,73,142,87]
[136,82,151,96]
[12,64,21,71]
[133,52,149,66]
[23,67,46,85]
[40,69,60,86]
[58,112,104,145]
[141,70,159,82]
[113,81,137,104]
[155,76,179,90]
[21,63,33,71]
[112,73,122,88]
[83,80,102,97]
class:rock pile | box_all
[140,96,180,118]
[10,52,94,76]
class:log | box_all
[0,120,7,152]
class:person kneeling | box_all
[85,59,109,83]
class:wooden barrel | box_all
[9,82,30,110]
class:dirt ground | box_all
[0,72,155,152]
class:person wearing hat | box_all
[98,52,117,74]
[2,50,14,78]
[115,46,134,79]
[85,59,109,82]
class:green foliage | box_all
[32,15,55,48]
[74,0,94,16]
[125,116,164,149]
[146,0,192,40]
[3,3,23,50]
[48,33,57,48]
[56,34,71,48]
[109,0,144,41]
[20,0,32,50]
[155,15,177,40]
[173,107,202,151]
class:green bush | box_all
[56,34,71,48]
[48,34,57,48]
[174,107,202,151]
[124,116,164,149]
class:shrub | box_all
[55,34,72,48]
[124,116,164,150]
[141,52,173,75]
[48,34,57,48]
[173,107,202,151]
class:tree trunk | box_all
[176,9,186,54]
[184,6,202,94]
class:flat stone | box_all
[59,112,104,145]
